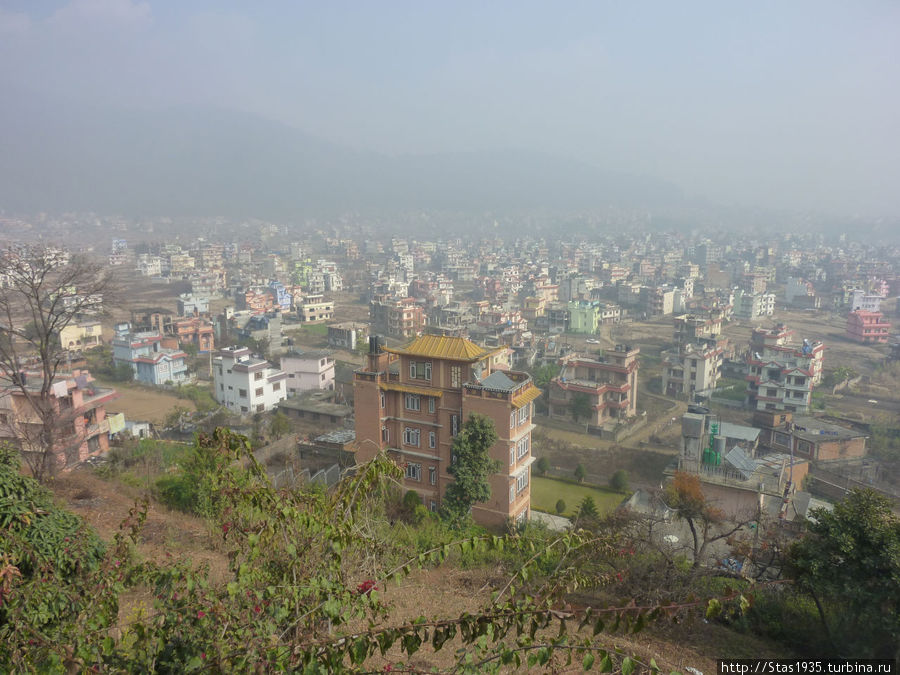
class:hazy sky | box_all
[1,0,898,216]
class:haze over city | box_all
[1,0,899,218]
[3,1,900,669]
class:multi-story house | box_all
[171,317,215,353]
[661,339,724,398]
[177,293,210,317]
[745,324,824,413]
[673,313,722,346]
[849,289,884,313]
[327,322,369,351]
[280,349,335,394]
[111,329,190,386]
[59,320,103,353]
[354,335,541,528]
[370,297,425,338]
[297,294,334,323]
[0,368,118,468]
[213,346,288,414]
[548,345,640,430]
[846,310,891,344]
[732,289,776,321]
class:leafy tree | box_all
[269,411,292,439]
[787,488,900,657]
[0,246,115,481]
[570,393,593,424]
[531,364,559,390]
[610,469,629,493]
[110,361,135,382]
[577,496,599,523]
[442,413,498,525]
[535,456,550,476]
[402,489,423,512]
[664,472,749,568]
[555,499,566,515]
[574,463,586,483]
[179,341,199,359]
[164,405,190,430]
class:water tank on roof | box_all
[687,405,710,415]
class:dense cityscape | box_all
[3,0,899,670]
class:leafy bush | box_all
[0,444,106,633]
[610,469,629,492]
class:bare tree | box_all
[0,245,115,481]
[664,472,755,568]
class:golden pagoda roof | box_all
[384,335,500,362]
[511,385,542,408]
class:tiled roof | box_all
[385,335,495,361]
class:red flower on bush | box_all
[356,579,377,595]
[197,610,206,619]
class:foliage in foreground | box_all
[787,488,900,658]
[1,430,758,672]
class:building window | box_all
[403,427,420,447]
[519,406,528,424]
[405,394,421,411]
[428,397,435,414]
[516,468,530,494]
[255,387,263,397]
[517,435,530,459]
[405,462,421,481]
[409,361,432,380]
[429,466,436,485]
[239,388,247,398]
[255,372,263,381]
[509,484,515,504]
[380,391,385,408]
[774,431,791,447]
[257,404,265,413]
[273,382,281,391]
[451,414,459,437]
[381,426,389,442]
[510,446,515,466]
[510,411,516,429]
[450,365,461,388]
[219,383,224,391]
[429,431,436,448]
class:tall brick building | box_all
[354,335,540,528]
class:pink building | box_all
[0,369,118,469]
[846,310,891,344]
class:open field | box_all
[530,475,625,516]
[103,383,197,425]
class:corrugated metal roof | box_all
[724,446,757,481]
[385,335,493,361]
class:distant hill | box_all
[0,92,684,217]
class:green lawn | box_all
[529,476,625,517]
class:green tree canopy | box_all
[574,463,586,483]
[610,469,629,493]
[570,393,593,423]
[787,488,900,657]
[535,456,550,476]
[442,413,499,525]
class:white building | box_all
[213,346,288,414]
[280,350,335,395]
[849,289,883,313]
